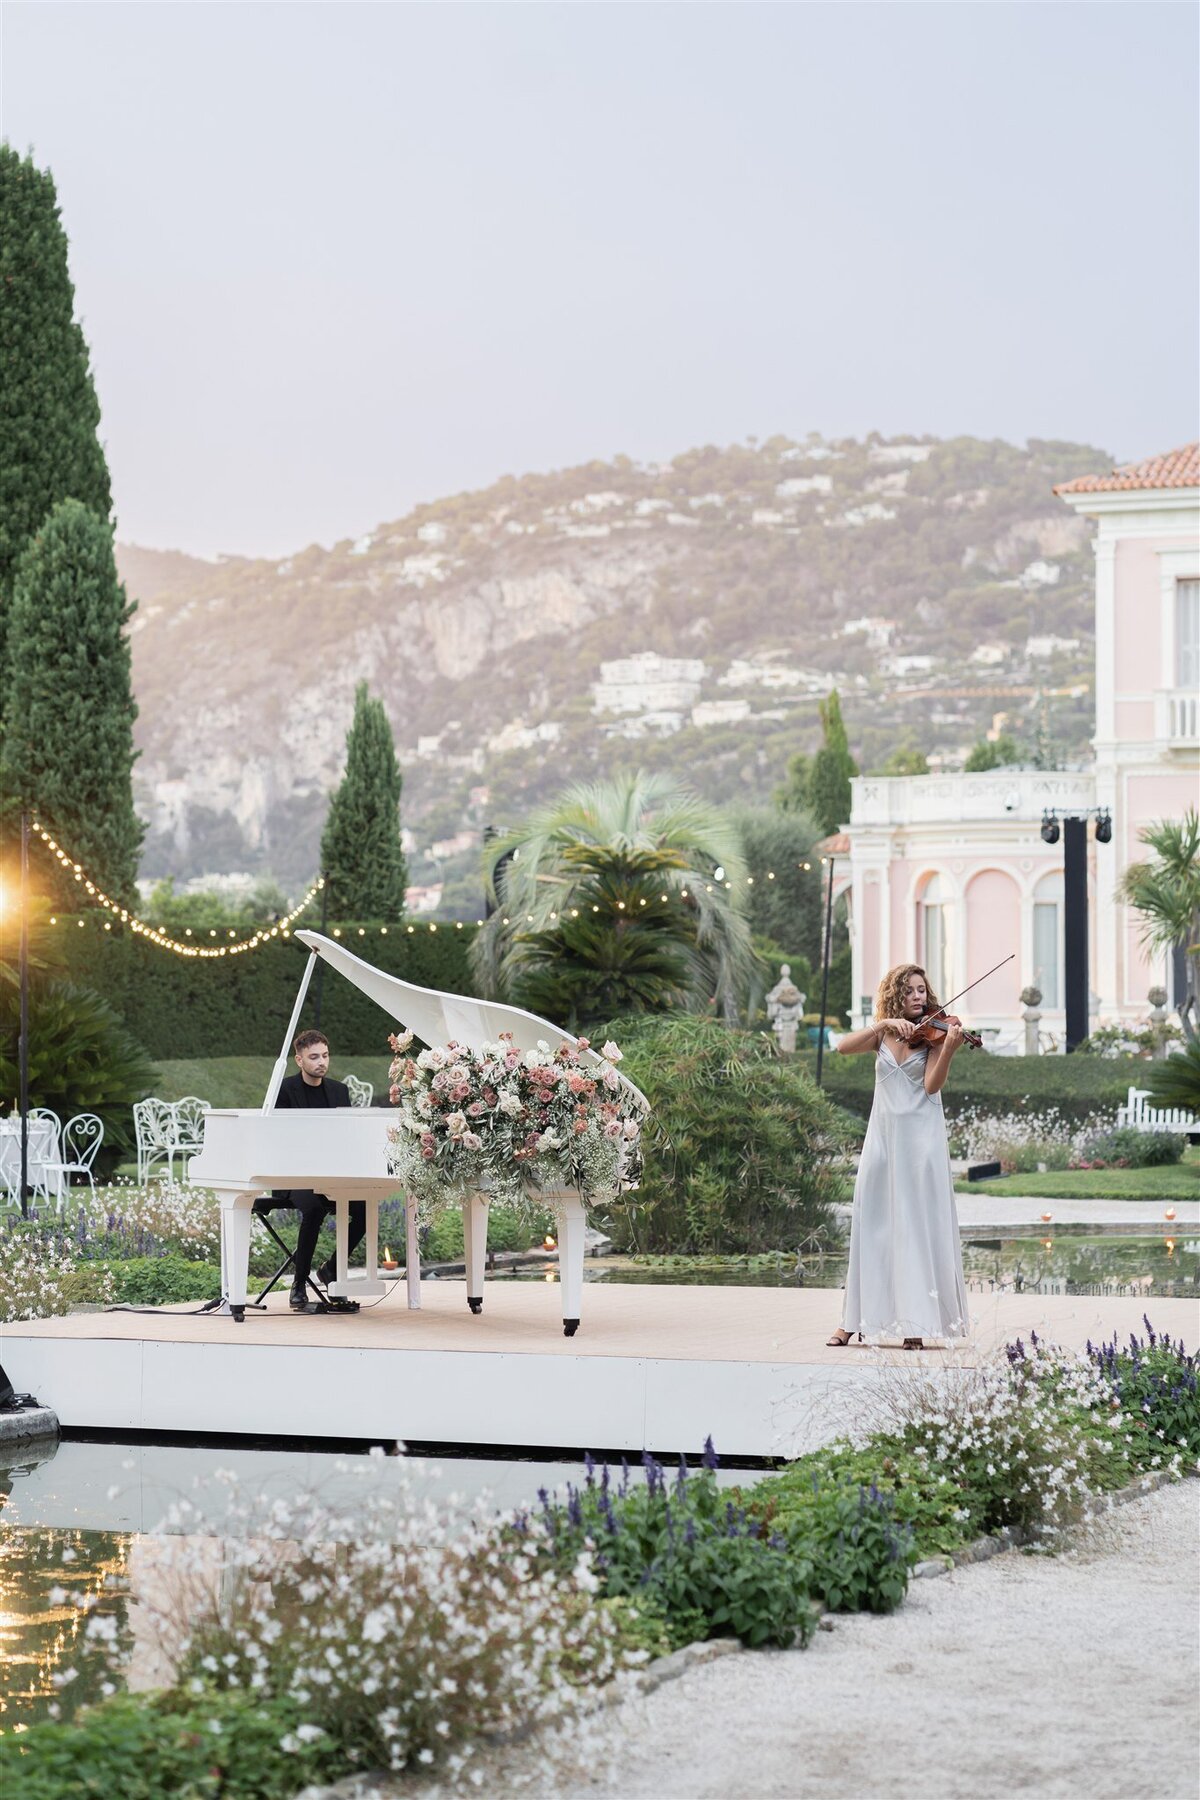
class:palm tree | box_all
[1117,811,1200,1040]
[472,772,755,1024]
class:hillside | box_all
[116,432,1109,908]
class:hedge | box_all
[811,1050,1144,1128]
[53,919,478,1058]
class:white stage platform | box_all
[3,1283,1195,1459]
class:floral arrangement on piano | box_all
[385,1029,644,1215]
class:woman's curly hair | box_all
[875,963,940,1023]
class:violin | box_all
[907,1008,984,1052]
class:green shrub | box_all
[1078,1126,1185,1169]
[816,1050,1143,1129]
[520,1452,816,1650]
[1080,1322,1200,1463]
[0,977,153,1174]
[0,1688,345,1800]
[1146,1039,1200,1114]
[745,1437,971,1562]
[51,918,478,1058]
[95,1255,222,1306]
[599,1013,854,1254]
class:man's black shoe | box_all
[289,1284,312,1310]
[316,1260,336,1289]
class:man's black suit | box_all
[272,1072,366,1292]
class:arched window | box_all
[1033,872,1063,1009]
[919,874,948,1000]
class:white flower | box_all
[600,1040,623,1063]
[498,1092,524,1118]
[445,1112,467,1137]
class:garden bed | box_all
[954,1160,1200,1200]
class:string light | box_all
[29,820,324,958]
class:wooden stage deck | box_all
[4,1283,1196,1458]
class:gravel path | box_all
[491,1481,1200,1800]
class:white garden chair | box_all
[41,1113,105,1212]
[169,1096,211,1179]
[345,1074,374,1108]
[134,1097,176,1183]
[27,1107,63,1208]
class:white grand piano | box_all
[187,930,647,1335]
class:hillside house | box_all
[592,653,706,715]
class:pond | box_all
[476,1234,1200,1298]
[0,1436,757,1735]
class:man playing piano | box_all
[272,1028,366,1310]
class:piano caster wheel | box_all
[231,1306,245,1324]
[563,1319,579,1338]
[468,1297,483,1315]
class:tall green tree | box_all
[2,500,142,904]
[320,682,408,918]
[0,146,112,697]
[805,689,858,835]
[963,733,1022,772]
[1118,811,1200,1041]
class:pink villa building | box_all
[843,443,1200,1045]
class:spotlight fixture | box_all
[1094,810,1112,844]
[1040,812,1060,845]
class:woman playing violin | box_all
[827,963,969,1351]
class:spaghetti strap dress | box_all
[841,1039,969,1342]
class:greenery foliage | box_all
[66,1254,222,1307]
[473,771,756,1022]
[963,732,1022,772]
[49,919,477,1058]
[142,877,291,933]
[0,975,153,1168]
[1118,812,1200,1041]
[1146,1038,1200,1113]
[3,502,142,903]
[597,1013,853,1253]
[818,1049,1146,1128]
[805,688,858,835]
[0,147,112,687]
[732,807,824,971]
[1078,1126,1185,1169]
[319,682,408,919]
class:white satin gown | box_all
[841,1040,969,1342]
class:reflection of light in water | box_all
[0,1526,130,1732]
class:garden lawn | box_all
[954,1154,1200,1201]
[152,1055,391,1107]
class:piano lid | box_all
[293,929,647,1104]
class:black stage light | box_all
[1040,812,1060,845]
[1095,810,1113,844]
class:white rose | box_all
[523,1047,545,1069]
[623,1118,640,1140]
[603,1066,620,1089]
[498,1091,524,1118]
[445,1111,467,1136]
[600,1040,623,1063]
[537,1130,563,1152]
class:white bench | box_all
[1116,1085,1200,1135]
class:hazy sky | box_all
[2,1,1196,559]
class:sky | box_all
[2,1,1197,560]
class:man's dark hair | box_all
[294,1028,329,1054]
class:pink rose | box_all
[604,1119,622,1139]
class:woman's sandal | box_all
[826,1328,862,1347]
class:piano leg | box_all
[556,1193,586,1336]
[463,1190,488,1314]
[222,1199,252,1323]
[405,1198,422,1310]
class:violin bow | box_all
[931,953,1016,1016]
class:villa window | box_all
[1033,872,1063,1010]
[1177,579,1199,690]
[920,875,948,999]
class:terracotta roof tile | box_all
[1054,443,1199,495]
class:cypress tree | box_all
[0,147,113,694]
[320,683,408,918]
[3,500,143,904]
[806,689,859,836]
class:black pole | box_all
[18,811,30,1219]
[312,874,329,1028]
[1063,815,1089,1053]
[815,855,836,1088]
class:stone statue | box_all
[1019,985,1042,1058]
[1147,986,1170,1060]
[766,964,806,1055]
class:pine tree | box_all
[806,689,859,835]
[320,683,408,918]
[0,147,113,696]
[3,500,143,904]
